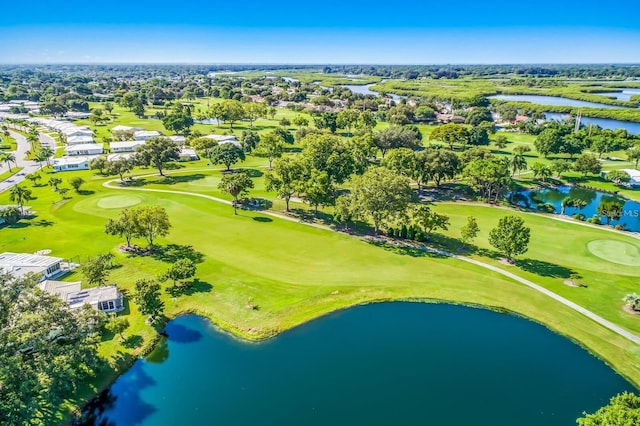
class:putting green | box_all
[97,194,142,209]
[587,239,640,266]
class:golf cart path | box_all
[104,179,640,346]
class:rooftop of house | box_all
[0,252,63,278]
[38,280,82,300]
[66,284,121,310]
[112,125,142,133]
[65,143,104,152]
[53,156,91,166]
[110,140,146,148]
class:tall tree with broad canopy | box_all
[373,126,421,158]
[134,137,180,176]
[161,258,197,287]
[133,278,164,323]
[218,172,254,215]
[300,134,355,184]
[410,204,450,240]
[488,215,531,262]
[254,132,284,169]
[265,156,306,212]
[209,143,246,171]
[132,205,171,247]
[429,123,469,150]
[105,208,140,247]
[301,170,336,215]
[349,167,414,233]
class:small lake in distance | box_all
[81,303,635,426]
[489,94,625,109]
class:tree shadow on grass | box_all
[78,189,95,195]
[152,244,205,264]
[290,208,335,226]
[121,334,143,349]
[32,218,54,227]
[366,239,449,259]
[252,216,273,222]
[155,173,205,185]
[238,168,263,178]
[164,162,185,170]
[517,258,575,279]
[166,279,213,297]
[120,178,148,187]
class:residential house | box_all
[110,140,146,153]
[179,148,199,161]
[168,135,186,145]
[39,281,125,313]
[112,125,142,133]
[53,156,90,172]
[0,251,66,281]
[622,169,640,187]
[65,143,104,156]
[67,135,95,145]
[133,130,162,140]
[203,134,242,148]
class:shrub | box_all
[400,225,408,239]
[586,216,602,224]
[386,228,395,237]
[414,231,425,241]
[572,213,586,221]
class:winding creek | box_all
[81,303,635,426]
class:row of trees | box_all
[104,205,171,247]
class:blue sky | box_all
[1,0,639,64]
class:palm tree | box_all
[1,153,16,172]
[509,153,528,177]
[9,185,32,214]
[26,132,39,152]
[560,197,574,216]
[48,177,62,190]
[40,147,54,167]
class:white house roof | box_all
[204,134,241,147]
[67,135,95,144]
[65,143,104,152]
[112,125,141,133]
[110,140,146,149]
[0,252,63,279]
[133,130,161,138]
[107,153,133,162]
[53,156,91,167]
[66,284,121,310]
[39,280,82,300]
[180,148,199,158]
[168,135,186,144]
[622,169,640,181]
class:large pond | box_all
[82,303,635,426]
[489,94,625,109]
[514,185,640,231]
[545,112,640,135]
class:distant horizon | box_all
[2,62,640,66]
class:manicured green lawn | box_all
[3,165,640,421]
[0,166,23,182]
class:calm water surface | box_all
[82,303,635,426]
[515,186,640,231]
[489,94,625,109]
[545,112,640,134]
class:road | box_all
[0,130,44,193]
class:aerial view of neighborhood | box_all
[1,1,639,425]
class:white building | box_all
[65,143,104,156]
[179,148,199,161]
[168,135,186,145]
[203,134,242,148]
[0,252,66,281]
[110,140,146,153]
[111,125,142,133]
[133,130,162,140]
[67,135,95,145]
[39,281,124,313]
[622,169,640,187]
[107,153,133,162]
[53,156,91,172]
